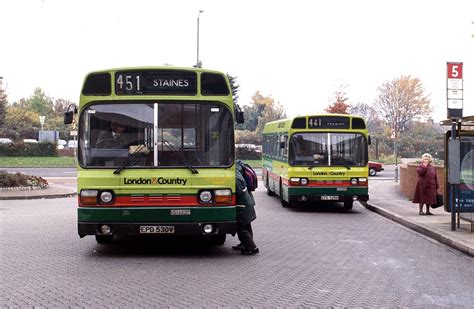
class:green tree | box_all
[23,87,54,116]
[227,74,239,106]
[399,120,444,158]
[0,87,7,129]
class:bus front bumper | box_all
[77,206,237,238]
[78,221,237,238]
[288,194,369,203]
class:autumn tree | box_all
[3,106,40,139]
[325,85,350,114]
[235,91,286,144]
[3,88,76,141]
[373,75,431,139]
[255,98,286,133]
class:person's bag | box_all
[237,160,258,191]
[432,193,444,208]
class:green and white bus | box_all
[262,114,370,210]
[64,66,243,244]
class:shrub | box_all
[0,171,49,188]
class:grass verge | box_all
[0,157,76,168]
[0,156,261,169]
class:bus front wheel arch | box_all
[95,235,114,244]
[207,234,226,246]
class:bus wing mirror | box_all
[368,135,372,145]
[64,104,77,124]
[236,111,245,124]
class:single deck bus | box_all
[262,114,370,210]
[64,66,244,244]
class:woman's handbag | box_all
[432,193,443,208]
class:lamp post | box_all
[39,115,45,131]
[196,10,204,68]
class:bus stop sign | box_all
[447,62,463,119]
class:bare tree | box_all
[373,75,431,138]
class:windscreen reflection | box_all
[78,102,234,168]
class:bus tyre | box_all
[343,200,353,210]
[208,234,226,246]
[95,235,114,244]
[280,184,291,208]
[266,173,275,196]
[281,199,291,208]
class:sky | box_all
[1,0,473,122]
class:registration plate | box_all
[140,226,175,234]
[321,196,339,201]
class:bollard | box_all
[394,165,399,182]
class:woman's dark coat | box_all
[412,163,439,205]
[235,163,256,225]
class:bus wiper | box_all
[113,145,147,175]
[342,163,352,170]
[162,140,199,174]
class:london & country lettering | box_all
[124,177,187,186]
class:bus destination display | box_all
[308,116,350,129]
[115,71,197,95]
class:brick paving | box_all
[1,182,473,307]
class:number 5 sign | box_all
[447,62,463,119]
[447,63,463,79]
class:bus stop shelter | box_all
[441,115,474,231]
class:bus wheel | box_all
[266,173,275,196]
[208,234,226,246]
[280,183,291,208]
[95,235,114,244]
[343,200,353,210]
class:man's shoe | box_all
[241,247,259,255]
[232,243,245,250]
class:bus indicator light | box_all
[80,190,99,205]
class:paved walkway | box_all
[0,176,472,257]
[363,179,473,257]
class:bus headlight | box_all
[350,178,358,185]
[300,178,308,185]
[100,191,114,204]
[199,191,212,203]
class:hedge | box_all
[0,142,58,157]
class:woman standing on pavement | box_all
[412,153,439,215]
